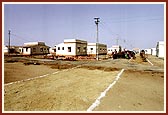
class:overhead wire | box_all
[98,15,163,49]
[10,33,31,42]
[99,19,135,49]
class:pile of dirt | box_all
[50,63,76,69]
[4,57,30,63]
[80,65,120,72]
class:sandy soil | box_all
[3,55,165,112]
[4,62,58,84]
[4,68,119,111]
[94,70,164,111]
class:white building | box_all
[23,42,50,55]
[144,48,152,55]
[107,45,122,55]
[3,45,8,53]
[151,48,156,56]
[87,43,107,56]
[4,45,23,54]
[56,39,87,56]
[49,47,56,55]
[132,48,140,54]
[156,41,164,58]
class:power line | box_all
[103,15,163,23]
[99,21,134,49]
[104,17,163,24]
[10,33,30,42]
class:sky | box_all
[3,3,165,49]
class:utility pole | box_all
[94,17,100,60]
[116,34,119,45]
[8,30,11,55]
[116,38,118,45]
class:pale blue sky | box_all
[4,3,164,49]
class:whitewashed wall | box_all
[23,47,31,55]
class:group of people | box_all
[112,49,136,59]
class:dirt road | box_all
[3,55,165,112]
[94,70,164,111]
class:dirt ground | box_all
[4,62,58,84]
[94,70,164,111]
[3,55,165,112]
[4,68,119,111]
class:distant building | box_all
[3,45,8,54]
[156,41,164,58]
[87,43,107,56]
[144,48,152,55]
[49,47,56,55]
[23,42,50,55]
[132,48,140,54]
[107,45,121,55]
[151,48,156,56]
[4,45,23,54]
[56,39,87,56]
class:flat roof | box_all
[88,43,107,46]
[24,42,45,46]
[64,39,87,43]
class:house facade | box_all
[107,45,122,55]
[156,41,164,58]
[4,45,23,54]
[23,42,50,55]
[132,48,140,54]
[56,39,87,56]
[3,45,8,54]
[145,48,152,55]
[151,48,156,56]
[49,47,56,55]
[87,43,107,56]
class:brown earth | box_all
[4,62,58,84]
[4,68,119,111]
[3,55,165,112]
[94,70,164,111]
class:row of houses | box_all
[107,45,122,55]
[4,39,165,59]
[4,39,107,58]
[144,41,164,58]
[52,39,107,57]
[4,42,50,55]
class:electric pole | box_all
[94,17,100,60]
[116,38,118,45]
[8,30,11,55]
[116,34,119,45]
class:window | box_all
[40,48,43,52]
[68,47,71,52]
[77,47,80,52]
[62,47,64,50]
[91,48,93,50]
[26,48,28,52]
[58,47,60,50]
[33,48,36,52]
[83,47,86,52]
[44,48,46,50]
